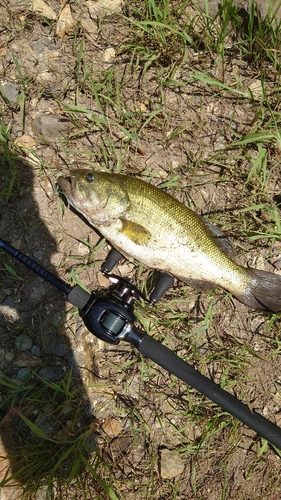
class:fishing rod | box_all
[1,238,281,450]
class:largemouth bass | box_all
[58,170,281,312]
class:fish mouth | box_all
[57,175,76,198]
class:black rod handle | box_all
[101,248,124,273]
[138,335,281,450]
[150,272,174,302]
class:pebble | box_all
[195,0,276,20]
[86,0,123,18]
[104,47,116,63]
[14,134,36,149]
[0,82,19,106]
[4,351,15,363]
[248,79,263,100]
[32,114,70,140]
[102,417,123,437]
[56,4,74,38]
[159,448,185,479]
[38,366,65,382]
[81,16,98,40]
[0,304,20,322]
[33,413,60,438]
[32,36,53,54]
[15,334,33,352]
[109,436,133,454]
[32,249,44,261]
[48,336,68,357]
[1,296,16,309]
[97,271,110,288]
[17,367,31,381]
[31,345,41,357]
[83,432,99,451]
[30,0,57,20]
[30,284,46,302]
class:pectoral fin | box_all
[120,219,151,244]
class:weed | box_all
[2,0,281,498]
[0,121,19,203]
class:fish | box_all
[58,169,281,312]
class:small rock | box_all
[97,271,110,288]
[32,249,44,261]
[15,134,36,149]
[30,284,46,302]
[32,36,53,53]
[117,262,135,276]
[86,0,123,18]
[52,428,70,442]
[38,366,65,382]
[33,413,60,438]
[186,424,202,442]
[81,16,98,40]
[104,47,116,63]
[272,256,281,270]
[248,79,263,100]
[1,296,16,309]
[159,449,185,479]
[0,82,19,106]
[77,241,90,256]
[5,351,15,363]
[30,0,57,20]
[109,436,133,453]
[31,345,41,357]
[0,347,13,363]
[48,336,68,357]
[32,114,70,140]
[102,417,123,437]
[56,4,74,38]
[15,134,40,165]
[83,432,99,451]
[252,253,266,271]
[11,240,21,250]
[0,304,20,322]
[15,334,33,352]
[17,367,31,381]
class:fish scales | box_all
[110,175,246,289]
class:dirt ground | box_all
[1,1,281,499]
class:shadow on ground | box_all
[0,149,97,498]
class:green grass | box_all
[0,120,19,203]
[1,0,281,498]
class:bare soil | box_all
[1,1,281,499]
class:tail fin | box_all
[237,269,281,312]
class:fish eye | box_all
[86,173,94,183]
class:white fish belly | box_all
[99,224,244,292]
